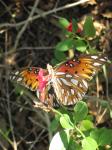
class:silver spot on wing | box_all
[67,91,70,96]
[71,89,74,95]
[71,79,78,85]
[91,56,98,59]
[79,83,83,88]
[64,96,68,104]
[60,78,71,86]
[62,89,64,94]
[77,92,82,99]
[93,62,102,66]
[36,91,39,98]
[66,74,72,78]
[17,77,23,82]
[56,72,65,75]
[56,78,62,85]
[100,58,106,62]
[15,71,19,75]
[82,80,88,88]
[11,76,16,80]
[69,63,74,67]
[68,98,76,105]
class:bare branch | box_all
[13,0,40,50]
[0,0,89,29]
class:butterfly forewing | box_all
[10,67,40,91]
[56,55,107,79]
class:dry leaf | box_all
[102,11,112,19]
[87,0,97,5]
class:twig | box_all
[0,0,89,29]
[75,125,85,139]
[18,46,53,50]
[96,108,107,125]
[5,30,17,150]
[29,117,46,129]
[44,113,53,142]
[0,141,7,150]
[103,65,111,103]
[54,0,60,8]
[0,0,14,19]
[13,0,40,50]
[28,129,45,150]
[5,46,54,55]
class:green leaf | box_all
[73,101,88,123]
[49,130,70,150]
[88,49,97,54]
[100,100,109,108]
[63,29,73,37]
[51,58,59,65]
[86,115,94,121]
[83,16,96,37]
[68,138,82,150]
[90,128,112,146]
[54,50,66,61]
[90,129,102,146]
[56,39,74,51]
[80,120,94,131]
[72,18,78,32]
[82,137,98,150]
[49,118,59,132]
[49,113,60,132]
[60,114,74,129]
[59,18,70,28]
[74,39,87,52]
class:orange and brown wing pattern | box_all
[50,55,107,106]
[10,67,40,91]
[10,55,107,107]
[50,71,88,105]
[55,55,107,81]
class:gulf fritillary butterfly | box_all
[10,54,107,109]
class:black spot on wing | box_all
[34,68,39,74]
[27,67,32,72]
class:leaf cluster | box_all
[49,102,112,150]
[52,16,97,64]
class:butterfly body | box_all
[10,54,107,107]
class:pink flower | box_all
[37,68,48,92]
[36,68,50,102]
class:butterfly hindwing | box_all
[51,71,88,105]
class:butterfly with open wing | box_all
[10,54,107,111]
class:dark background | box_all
[0,0,112,149]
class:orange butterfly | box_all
[10,54,107,108]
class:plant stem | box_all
[74,125,85,139]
